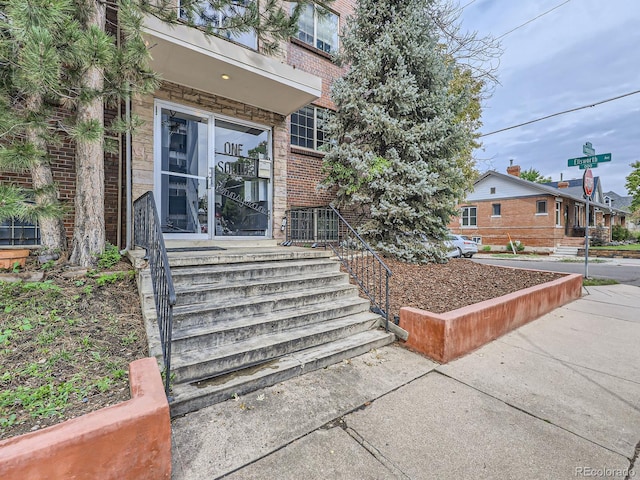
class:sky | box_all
[459,0,640,196]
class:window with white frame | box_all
[179,0,257,49]
[461,206,477,227]
[290,105,331,151]
[295,3,339,53]
[555,201,562,226]
[536,200,547,214]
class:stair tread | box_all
[173,270,347,294]
[170,329,394,405]
[172,296,371,340]
[168,258,337,277]
[172,283,358,315]
[171,312,382,370]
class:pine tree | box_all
[0,0,73,254]
[322,0,476,263]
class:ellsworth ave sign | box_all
[567,153,612,169]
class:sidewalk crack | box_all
[626,440,640,480]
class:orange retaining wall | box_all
[400,272,583,363]
[0,357,171,480]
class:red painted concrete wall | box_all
[0,357,171,480]
[400,272,583,363]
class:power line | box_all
[479,89,640,137]
[460,0,477,10]
[496,0,571,40]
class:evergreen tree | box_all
[0,0,73,254]
[520,167,551,184]
[323,0,476,263]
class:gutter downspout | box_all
[125,90,132,250]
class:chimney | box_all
[557,181,569,189]
[506,159,521,177]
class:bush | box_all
[97,243,122,269]
[612,225,631,242]
[482,245,491,252]
[506,240,525,253]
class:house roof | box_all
[474,170,627,214]
[603,191,633,212]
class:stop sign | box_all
[583,168,594,197]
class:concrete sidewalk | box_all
[171,285,640,479]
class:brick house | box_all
[1,2,352,248]
[448,164,628,252]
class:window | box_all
[490,187,496,194]
[179,0,257,49]
[472,236,482,245]
[536,200,547,214]
[555,201,562,226]
[290,105,331,150]
[461,206,477,227]
[491,203,501,216]
[0,218,40,246]
[295,4,339,53]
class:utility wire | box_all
[460,0,477,10]
[496,0,571,40]
[480,89,640,137]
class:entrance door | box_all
[213,119,271,238]
[155,101,272,240]
[157,106,211,238]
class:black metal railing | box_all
[133,191,176,396]
[284,206,392,330]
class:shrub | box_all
[97,243,122,269]
[506,240,525,253]
[612,225,631,242]
[482,245,491,252]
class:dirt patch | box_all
[0,257,148,441]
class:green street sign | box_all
[579,163,598,169]
[568,153,612,167]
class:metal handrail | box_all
[133,191,176,395]
[284,205,392,330]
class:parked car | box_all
[421,234,461,258]
[447,234,478,258]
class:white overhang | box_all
[142,14,322,116]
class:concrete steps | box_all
[552,246,579,257]
[133,245,395,417]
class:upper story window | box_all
[295,3,339,54]
[461,206,477,227]
[290,105,331,151]
[536,200,547,214]
[491,203,501,216]
[180,0,257,50]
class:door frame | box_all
[153,99,273,240]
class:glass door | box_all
[213,119,271,237]
[157,106,211,238]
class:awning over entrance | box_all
[142,14,322,116]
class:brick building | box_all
[448,164,628,252]
[1,2,352,248]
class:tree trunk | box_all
[25,95,67,254]
[69,1,106,267]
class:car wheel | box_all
[465,253,473,258]
[456,247,463,258]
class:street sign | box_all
[583,168,594,196]
[579,163,598,169]
[583,142,595,156]
[568,153,612,167]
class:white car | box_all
[447,234,478,258]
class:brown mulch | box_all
[384,257,563,319]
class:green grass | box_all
[583,278,619,286]
[489,253,547,259]
[590,244,640,251]
[559,258,607,263]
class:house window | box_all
[295,3,339,53]
[461,206,477,227]
[490,187,496,194]
[536,200,547,214]
[491,203,501,216]
[179,0,257,50]
[0,218,40,246]
[555,201,562,226]
[290,105,331,151]
[472,236,482,245]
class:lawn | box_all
[590,244,640,251]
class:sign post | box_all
[567,143,609,279]
[583,168,594,279]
